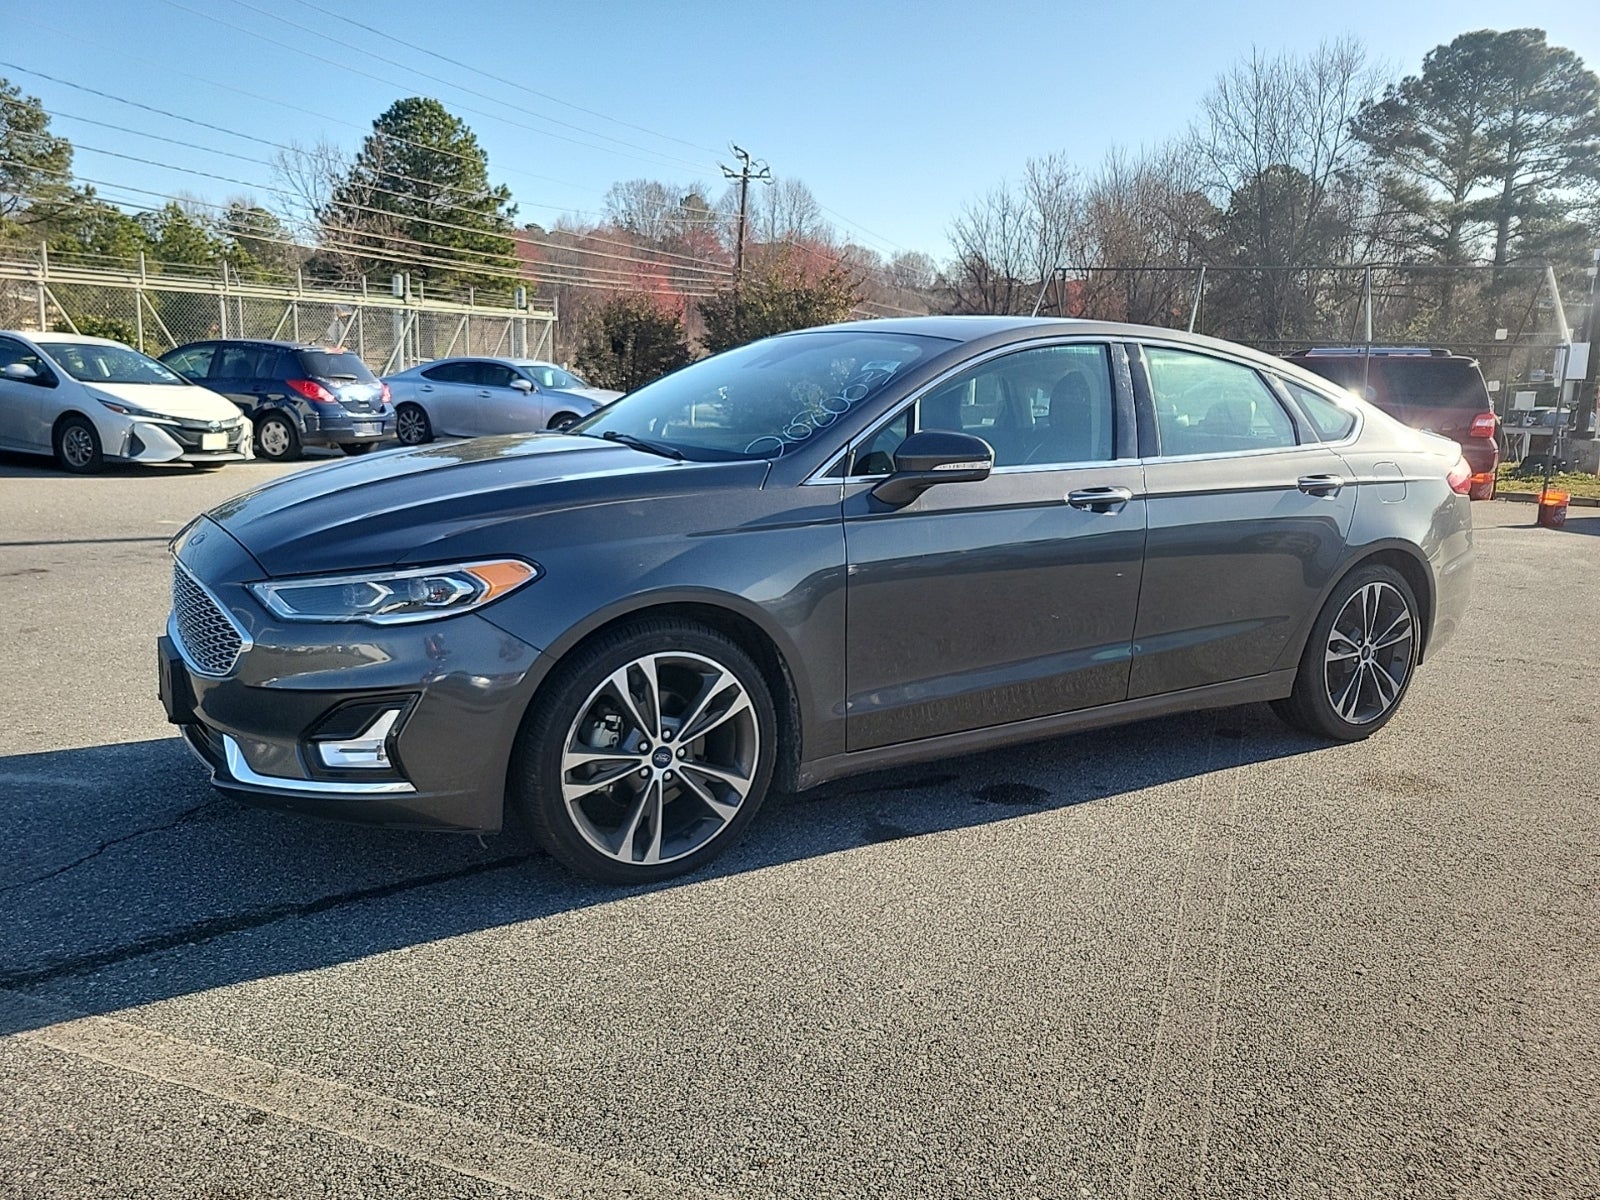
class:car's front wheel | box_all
[395,403,433,445]
[54,415,104,473]
[1272,563,1420,740]
[511,620,777,884]
[547,412,580,432]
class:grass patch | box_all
[1495,465,1600,498]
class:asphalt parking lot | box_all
[2,452,1597,1199]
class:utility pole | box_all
[720,144,771,338]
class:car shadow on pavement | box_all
[0,703,1324,1034]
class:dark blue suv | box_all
[160,340,395,460]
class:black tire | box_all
[339,442,377,456]
[1272,563,1420,741]
[510,619,777,884]
[395,403,433,445]
[547,412,580,431]
[254,412,302,461]
[53,415,104,474]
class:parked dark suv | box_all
[160,340,395,461]
[1284,347,1499,499]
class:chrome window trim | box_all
[222,735,417,796]
[170,560,254,678]
[802,336,1125,485]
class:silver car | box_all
[0,331,251,472]
[384,357,622,444]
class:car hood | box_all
[206,432,768,576]
[560,387,623,406]
[89,381,240,422]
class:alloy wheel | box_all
[1322,581,1414,725]
[559,651,760,867]
[396,407,429,444]
[61,425,96,468]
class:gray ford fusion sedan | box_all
[160,317,1474,883]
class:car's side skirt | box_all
[795,670,1298,790]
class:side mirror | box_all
[511,377,535,393]
[2,362,39,382]
[871,430,994,507]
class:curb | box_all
[1495,492,1600,507]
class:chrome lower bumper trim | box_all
[221,734,417,795]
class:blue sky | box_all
[8,0,1598,263]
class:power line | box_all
[161,0,713,177]
[279,0,718,158]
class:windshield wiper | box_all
[598,430,685,460]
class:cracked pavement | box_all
[2,453,1598,1198]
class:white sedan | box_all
[0,331,251,472]
[383,357,622,444]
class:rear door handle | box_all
[1297,474,1345,497]
[420,385,433,393]
[1066,486,1134,512]
[478,390,493,398]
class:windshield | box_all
[45,342,186,385]
[573,331,951,460]
[523,364,585,390]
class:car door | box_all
[474,362,542,434]
[1128,341,1357,698]
[0,335,57,451]
[415,361,478,436]
[842,340,1147,751]
[207,344,269,418]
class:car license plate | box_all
[201,432,227,451]
[352,423,378,436]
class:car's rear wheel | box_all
[339,442,377,456]
[511,620,776,884]
[547,412,580,432]
[255,412,301,461]
[54,416,103,474]
[395,403,433,445]
[1272,564,1419,740]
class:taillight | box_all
[1447,456,1473,495]
[380,383,392,406]
[1468,411,1497,438]
[286,378,337,403]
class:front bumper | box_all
[122,417,253,464]
[160,521,546,831]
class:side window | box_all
[421,361,471,383]
[214,345,265,380]
[0,337,53,384]
[477,363,518,388]
[1282,379,1357,441]
[164,345,215,380]
[1145,347,1297,456]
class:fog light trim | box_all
[314,707,402,770]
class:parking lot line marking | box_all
[1124,713,1246,1199]
[1,989,730,1200]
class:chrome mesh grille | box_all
[172,562,243,676]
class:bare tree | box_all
[944,154,1082,313]
[272,138,401,285]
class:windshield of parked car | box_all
[572,331,951,460]
[523,364,585,390]
[44,342,188,385]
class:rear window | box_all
[1371,358,1489,410]
[296,350,377,382]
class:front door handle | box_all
[1297,474,1345,497]
[1066,486,1134,513]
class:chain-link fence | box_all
[0,250,558,374]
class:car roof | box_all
[800,315,1345,386]
[11,330,132,347]
[168,339,340,351]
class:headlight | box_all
[98,397,170,421]
[248,559,538,624]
